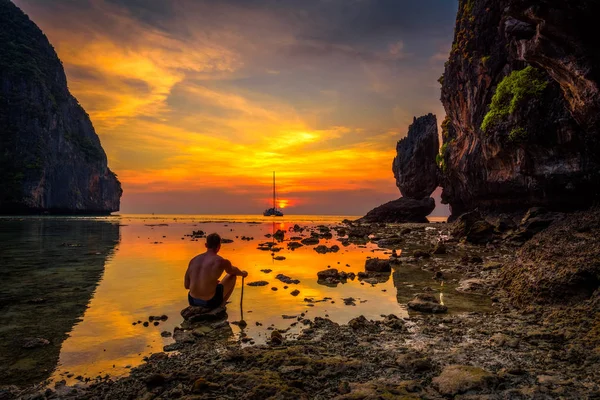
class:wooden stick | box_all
[240,275,245,323]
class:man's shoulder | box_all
[190,252,206,265]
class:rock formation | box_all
[0,0,122,214]
[438,0,600,218]
[393,113,439,199]
[358,197,435,224]
[359,114,439,223]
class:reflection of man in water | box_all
[185,233,248,309]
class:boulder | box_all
[365,258,391,273]
[456,278,486,293]
[301,237,320,245]
[357,197,435,223]
[314,245,340,254]
[432,365,496,396]
[180,306,227,323]
[275,274,300,285]
[407,293,448,313]
[317,269,340,280]
[392,114,440,199]
[452,211,496,244]
[247,281,269,287]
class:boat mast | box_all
[272,171,276,210]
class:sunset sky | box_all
[15,0,457,215]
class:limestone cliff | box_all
[359,114,438,223]
[392,114,439,200]
[439,0,600,217]
[0,0,121,214]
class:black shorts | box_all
[188,284,224,309]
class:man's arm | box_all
[184,263,191,289]
[223,259,248,277]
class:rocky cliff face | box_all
[393,114,439,200]
[439,0,600,217]
[0,0,121,214]
[359,114,439,223]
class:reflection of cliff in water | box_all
[0,219,120,387]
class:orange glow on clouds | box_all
[14,0,449,214]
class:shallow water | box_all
[0,214,490,387]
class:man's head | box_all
[206,233,221,252]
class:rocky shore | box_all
[3,207,599,400]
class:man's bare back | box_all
[186,252,228,300]
[184,233,247,308]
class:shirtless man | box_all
[185,233,248,309]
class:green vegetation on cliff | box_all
[481,66,548,133]
[436,142,449,172]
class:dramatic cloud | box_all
[14,0,457,215]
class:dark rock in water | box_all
[358,197,435,223]
[247,281,269,287]
[270,330,283,345]
[313,244,340,254]
[287,242,303,250]
[180,306,227,323]
[365,258,391,273]
[392,114,440,199]
[0,1,122,214]
[160,331,172,338]
[290,289,300,296]
[407,293,448,313]
[301,237,320,245]
[343,298,356,306]
[357,271,389,284]
[275,274,300,285]
[316,269,354,286]
[317,269,340,280]
[22,337,50,349]
[273,230,285,241]
[439,0,600,217]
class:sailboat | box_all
[263,172,284,217]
